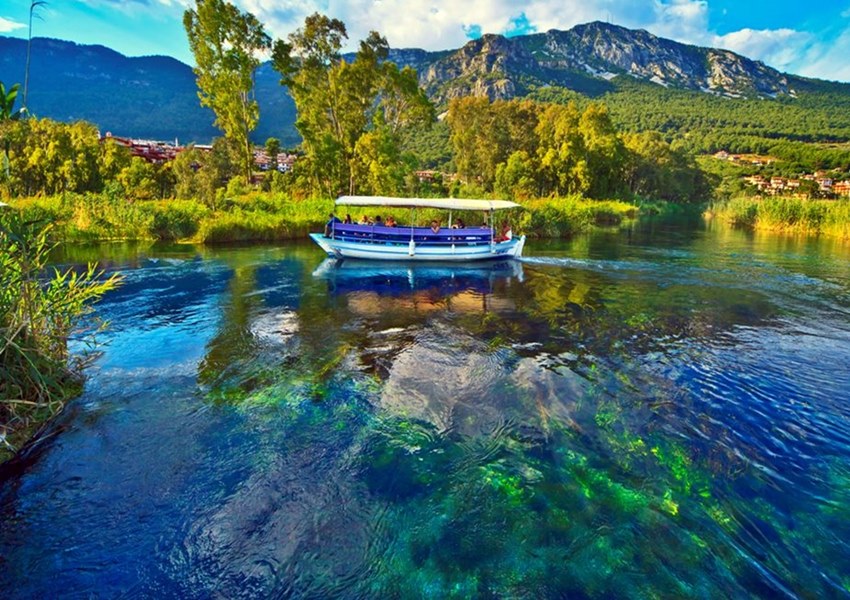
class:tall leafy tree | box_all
[273,14,432,197]
[264,137,281,171]
[447,98,538,191]
[183,0,271,183]
[24,1,48,111]
[578,102,625,198]
[535,103,589,197]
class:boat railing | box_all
[331,223,496,246]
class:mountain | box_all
[2,22,849,145]
[0,36,298,144]
[391,22,792,103]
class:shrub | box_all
[147,200,210,240]
[1,212,120,459]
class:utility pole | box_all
[23,1,48,112]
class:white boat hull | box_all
[309,233,526,261]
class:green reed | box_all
[0,212,120,460]
[710,196,850,238]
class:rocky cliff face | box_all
[418,34,539,102]
[413,21,790,102]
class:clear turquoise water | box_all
[2,223,850,598]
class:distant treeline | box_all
[446,97,710,203]
[530,80,850,173]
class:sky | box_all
[3,0,850,82]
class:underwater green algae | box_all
[6,233,849,599]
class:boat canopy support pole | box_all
[409,207,415,256]
[489,208,495,252]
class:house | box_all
[101,132,182,163]
[817,178,834,192]
[833,181,850,197]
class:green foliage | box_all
[264,137,281,170]
[0,118,128,197]
[519,196,638,238]
[117,157,162,200]
[172,139,236,207]
[495,150,536,200]
[0,212,120,458]
[446,97,704,202]
[710,197,850,238]
[0,81,24,122]
[0,80,26,183]
[183,0,271,181]
[272,13,433,197]
[148,199,211,240]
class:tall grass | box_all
[710,197,850,239]
[1,213,121,460]
[7,193,640,244]
[519,196,638,238]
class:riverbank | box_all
[9,193,640,244]
[707,197,850,239]
[1,214,120,463]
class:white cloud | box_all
[57,0,850,82]
[713,28,814,71]
[796,27,850,81]
[0,16,25,33]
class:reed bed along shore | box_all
[708,197,850,240]
[9,193,641,244]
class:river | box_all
[2,222,849,598]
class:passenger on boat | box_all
[452,217,465,229]
[430,220,441,234]
[343,214,352,224]
[497,222,513,242]
[324,213,341,237]
[375,215,383,225]
[359,215,370,225]
[386,216,397,227]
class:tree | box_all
[273,14,432,197]
[535,103,589,197]
[264,137,281,171]
[24,1,48,111]
[183,0,271,183]
[446,98,537,192]
[495,151,536,200]
[117,157,159,200]
[579,102,625,198]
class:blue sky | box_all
[2,1,850,81]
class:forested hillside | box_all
[0,36,299,144]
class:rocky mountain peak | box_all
[416,20,790,102]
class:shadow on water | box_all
[2,227,850,598]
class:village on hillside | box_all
[101,133,298,173]
[712,151,850,198]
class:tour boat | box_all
[308,196,526,262]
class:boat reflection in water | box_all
[312,258,524,315]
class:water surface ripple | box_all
[2,227,850,598]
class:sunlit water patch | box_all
[2,229,850,598]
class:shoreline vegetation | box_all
[8,193,645,244]
[0,213,120,463]
[707,197,850,239]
